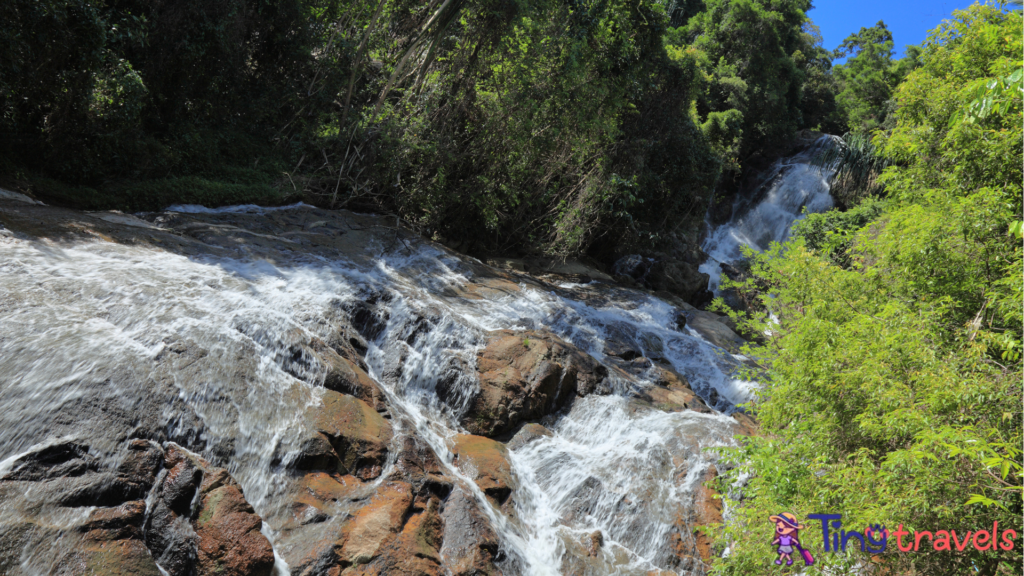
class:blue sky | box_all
[808,1,978,62]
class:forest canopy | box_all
[2,0,841,257]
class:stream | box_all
[0,142,833,576]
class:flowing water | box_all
[0,201,749,576]
[0,146,835,575]
[700,137,837,295]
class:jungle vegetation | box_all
[2,1,1021,574]
[713,4,1023,575]
[2,0,844,257]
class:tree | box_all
[712,6,1023,575]
[832,21,921,133]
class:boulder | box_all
[686,312,746,352]
[339,481,414,565]
[147,444,275,576]
[311,390,393,480]
[439,487,504,576]
[506,423,553,451]
[462,330,606,437]
[450,435,516,506]
[194,471,276,576]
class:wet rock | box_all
[558,477,604,525]
[0,441,97,481]
[292,432,343,472]
[311,390,393,480]
[290,471,361,520]
[145,447,202,576]
[80,500,148,542]
[147,444,274,576]
[692,466,723,564]
[194,472,275,576]
[349,496,445,576]
[341,290,392,342]
[587,530,603,557]
[339,481,414,565]
[450,435,517,506]
[63,538,165,576]
[439,487,504,576]
[641,366,712,414]
[463,330,606,437]
[394,435,452,499]
[506,423,553,451]
[645,259,711,307]
[686,311,746,352]
[310,338,387,411]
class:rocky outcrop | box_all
[304,390,393,480]
[0,193,756,576]
[440,487,506,576]
[450,435,516,507]
[462,330,607,437]
[146,444,275,576]
[0,439,272,576]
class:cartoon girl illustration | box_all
[770,513,814,566]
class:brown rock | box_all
[506,423,553,451]
[450,435,517,506]
[194,480,275,576]
[148,444,275,576]
[692,466,723,564]
[350,497,445,576]
[312,390,393,480]
[339,481,414,565]
[463,330,606,437]
[394,435,453,498]
[687,312,746,352]
[75,538,165,576]
[310,338,387,411]
[439,487,503,576]
[81,500,148,542]
[587,530,603,557]
[731,411,758,436]
[643,366,712,414]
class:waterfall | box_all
[0,199,754,575]
[700,136,838,295]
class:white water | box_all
[0,208,750,575]
[700,139,836,294]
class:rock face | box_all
[147,444,275,576]
[0,439,272,576]
[462,330,607,437]
[309,391,393,480]
[0,194,756,576]
[451,435,517,507]
[645,259,712,308]
[440,487,505,576]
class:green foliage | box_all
[832,21,922,133]
[675,0,813,164]
[712,6,1023,575]
[789,198,885,267]
[811,131,893,205]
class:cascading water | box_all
[0,198,754,576]
[700,136,838,295]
